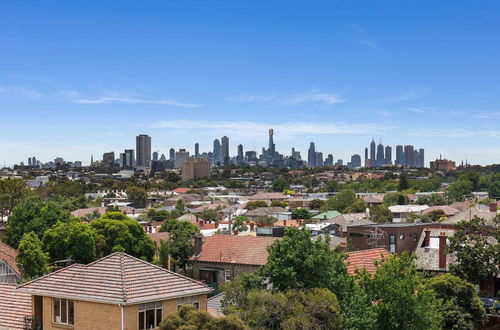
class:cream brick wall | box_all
[39,294,207,330]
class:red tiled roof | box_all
[345,248,389,275]
[0,283,31,330]
[272,220,301,227]
[17,252,211,305]
[192,235,277,265]
[173,188,191,194]
[0,241,20,275]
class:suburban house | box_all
[191,235,277,291]
[312,210,342,222]
[388,204,429,222]
[0,241,21,284]
[17,252,211,330]
[0,283,32,330]
[347,223,430,254]
[328,213,373,237]
[345,248,390,275]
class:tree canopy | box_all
[4,197,70,248]
[159,305,246,330]
[16,231,49,279]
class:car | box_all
[480,297,500,315]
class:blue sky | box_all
[2,1,500,166]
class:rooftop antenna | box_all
[366,226,387,249]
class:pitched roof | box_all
[345,248,389,275]
[192,235,277,265]
[0,241,20,275]
[422,205,460,216]
[0,283,31,330]
[173,187,192,194]
[330,213,373,232]
[312,210,342,220]
[17,252,210,305]
[247,192,289,200]
[244,207,285,217]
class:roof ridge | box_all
[119,253,127,303]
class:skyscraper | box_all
[376,142,385,167]
[308,142,316,167]
[124,149,134,168]
[136,134,151,167]
[395,145,404,167]
[385,146,392,165]
[194,143,199,159]
[152,151,159,161]
[237,144,244,165]
[370,138,376,161]
[268,128,275,162]
[175,149,190,168]
[169,148,175,161]
[404,145,415,168]
[103,152,115,168]
[213,139,221,165]
[221,136,229,166]
[364,147,368,160]
[418,148,425,168]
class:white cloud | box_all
[229,90,343,106]
[0,85,43,99]
[352,24,378,49]
[61,90,201,108]
[406,128,500,138]
[151,119,396,140]
[283,90,344,105]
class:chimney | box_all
[424,229,431,247]
[283,220,287,227]
[199,220,204,228]
[249,222,255,230]
[215,220,219,229]
[194,234,203,257]
[490,202,497,213]
[438,232,447,269]
[339,241,347,252]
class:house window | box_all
[177,296,200,311]
[399,234,405,240]
[389,234,396,253]
[138,302,162,330]
[53,298,74,325]
[349,232,363,238]
[225,269,232,282]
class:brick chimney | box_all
[215,220,219,229]
[194,234,203,257]
[199,220,204,228]
[490,202,497,213]
[339,241,347,252]
[438,232,447,269]
[249,222,255,230]
[424,229,431,247]
[283,220,287,227]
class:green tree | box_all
[159,219,200,236]
[416,193,448,206]
[398,173,410,191]
[487,181,500,199]
[159,219,200,273]
[447,216,500,295]
[222,272,264,313]
[309,199,325,210]
[461,171,480,191]
[383,192,409,206]
[447,180,473,202]
[427,209,446,222]
[199,209,218,222]
[159,305,247,330]
[254,216,276,227]
[90,215,155,260]
[357,253,441,330]
[232,216,249,233]
[158,239,171,269]
[100,211,128,221]
[426,274,486,329]
[42,220,97,264]
[175,198,186,213]
[291,208,311,220]
[270,200,288,208]
[321,189,365,213]
[126,186,147,208]
[0,177,28,220]
[16,231,49,279]
[4,198,70,248]
[242,289,341,330]
[370,205,393,223]
[271,178,289,192]
[245,201,268,210]
[324,180,340,192]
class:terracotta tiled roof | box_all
[345,248,389,275]
[17,252,211,304]
[248,192,289,200]
[422,205,460,216]
[172,187,191,194]
[0,241,20,275]
[192,235,277,265]
[0,283,31,330]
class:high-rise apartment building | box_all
[169,148,175,161]
[213,139,221,165]
[195,143,199,159]
[370,139,376,161]
[152,151,159,161]
[236,144,244,165]
[404,145,415,168]
[385,146,392,165]
[395,145,404,167]
[181,158,211,181]
[308,142,316,167]
[175,149,190,168]
[221,136,229,166]
[102,152,115,168]
[136,134,151,167]
[123,149,134,168]
[376,143,385,167]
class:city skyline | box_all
[3,2,500,166]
